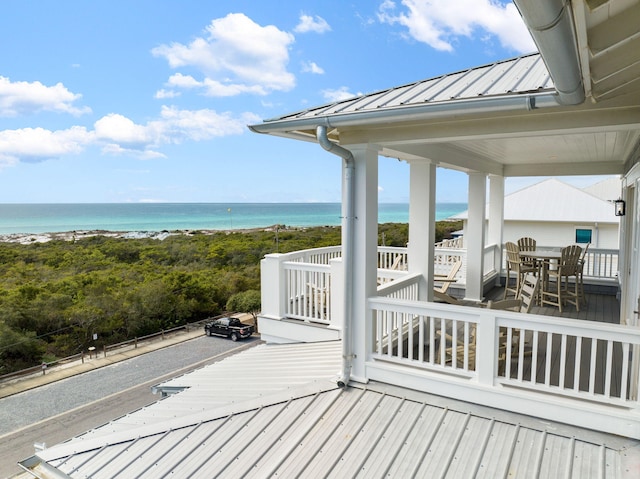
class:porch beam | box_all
[339,106,640,146]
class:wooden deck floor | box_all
[483,286,620,324]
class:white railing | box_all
[369,297,640,437]
[434,247,465,278]
[284,245,342,265]
[496,314,637,404]
[435,237,464,249]
[266,244,619,327]
[377,271,420,301]
[283,261,332,324]
[583,248,619,281]
[378,246,408,271]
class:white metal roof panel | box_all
[453,177,619,223]
[265,53,553,123]
[34,383,637,478]
[71,341,342,440]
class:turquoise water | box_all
[0,203,467,234]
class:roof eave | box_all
[248,91,561,136]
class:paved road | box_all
[0,334,259,478]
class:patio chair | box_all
[541,245,582,312]
[439,274,538,369]
[307,281,329,315]
[390,254,407,271]
[488,272,539,313]
[504,242,538,299]
[517,237,537,268]
[433,259,462,304]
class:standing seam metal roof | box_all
[26,341,640,478]
[36,384,635,478]
[265,53,554,123]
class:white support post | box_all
[488,175,505,285]
[259,254,286,320]
[408,161,436,300]
[466,172,487,301]
[475,311,497,385]
[348,145,379,383]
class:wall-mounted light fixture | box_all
[615,198,626,216]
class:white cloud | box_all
[154,105,260,142]
[152,13,296,97]
[154,89,181,99]
[378,0,535,54]
[294,14,331,34]
[322,87,359,102]
[302,61,325,75]
[0,126,92,167]
[158,73,268,97]
[0,105,261,166]
[166,73,201,89]
[94,106,261,158]
[0,76,91,117]
[94,113,152,147]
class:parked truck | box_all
[204,317,254,341]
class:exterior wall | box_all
[462,220,619,249]
[502,220,618,249]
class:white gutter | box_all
[316,125,354,388]
[514,0,585,105]
[248,92,560,135]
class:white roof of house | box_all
[453,178,619,224]
[23,341,640,478]
[583,176,622,202]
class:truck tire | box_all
[230,332,239,342]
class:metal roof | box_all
[453,178,620,223]
[72,340,343,441]
[22,341,640,478]
[263,53,554,124]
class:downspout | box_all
[514,0,585,105]
[316,125,354,388]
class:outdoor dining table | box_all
[519,249,562,302]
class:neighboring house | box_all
[18,1,640,477]
[453,177,621,248]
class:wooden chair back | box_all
[561,245,582,273]
[434,259,462,294]
[517,237,536,252]
[505,241,521,266]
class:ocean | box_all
[0,203,467,235]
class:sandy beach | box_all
[0,225,291,245]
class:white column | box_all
[407,161,436,300]
[259,254,285,319]
[488,175,505,285]
[347,144,379,383]
[466,172,487,301]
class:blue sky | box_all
[0,1,611,204]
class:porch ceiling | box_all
[344,99,640,177]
